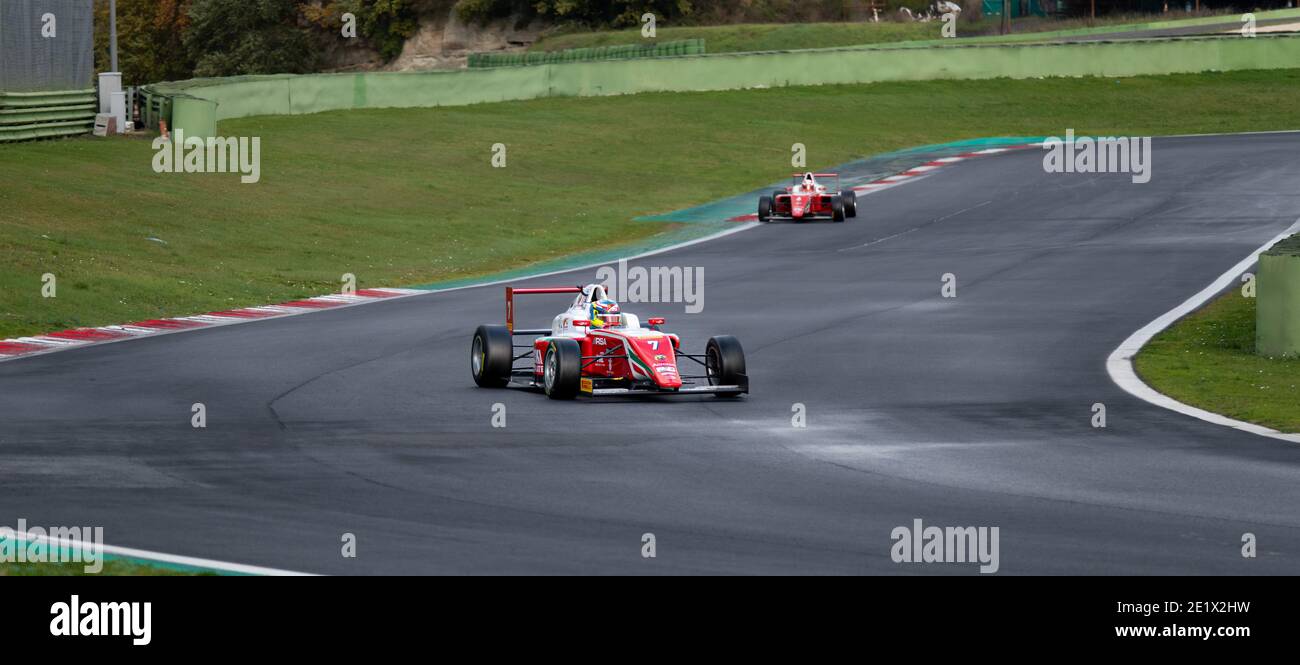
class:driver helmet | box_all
[589,299,620,328]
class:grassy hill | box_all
[526,10,1254,54]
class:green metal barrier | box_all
[143,33,1300,139]
[141,90,172,131]
[170,95,217,141]
[1258,235,1300,358]
[467,38,706,68]
[0,89,97,142]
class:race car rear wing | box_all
[789,173,840,189]
[506,286,582,334]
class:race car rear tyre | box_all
[842,190,857,217]
[471,324,512,388]
[705,335,747,398]
[758,196,772,222]
[831,195,845,223]
[543,338,582,400]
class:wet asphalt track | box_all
[2,132,1299,574]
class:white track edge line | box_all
[1106,216,1300,444]
[9,532,316,576]
[0,296,409,365]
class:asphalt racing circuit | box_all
[3,132,1299,575]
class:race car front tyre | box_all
[543,338,582,400]
[471,324,512,388]
[758,196,772,222]
[842,190,857,217]
[831,195,845,222]
[705,335,747,398]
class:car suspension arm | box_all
[581,349,629,370]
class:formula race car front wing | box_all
[582,383,747,396]
[506,332,748,397]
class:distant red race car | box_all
[471,284,748,399]
[758,172,857,223]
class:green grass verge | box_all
[531,20,947,53]
[1136,291,1300,433]
[527,11,1261,53]
[0,560,211,576]
[4,69,1300,339]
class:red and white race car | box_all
[471,284,748,399]
[758,172,857,222]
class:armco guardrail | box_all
[144,33,1300,139]
[468,38,705,68]
[1258,235,1300,358]
[0,89,97,142]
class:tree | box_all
[184,0,316,77]
[93,0,195,85]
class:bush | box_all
[456,0,693,28]
[456,0,978,27]
[327,0,421,61]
